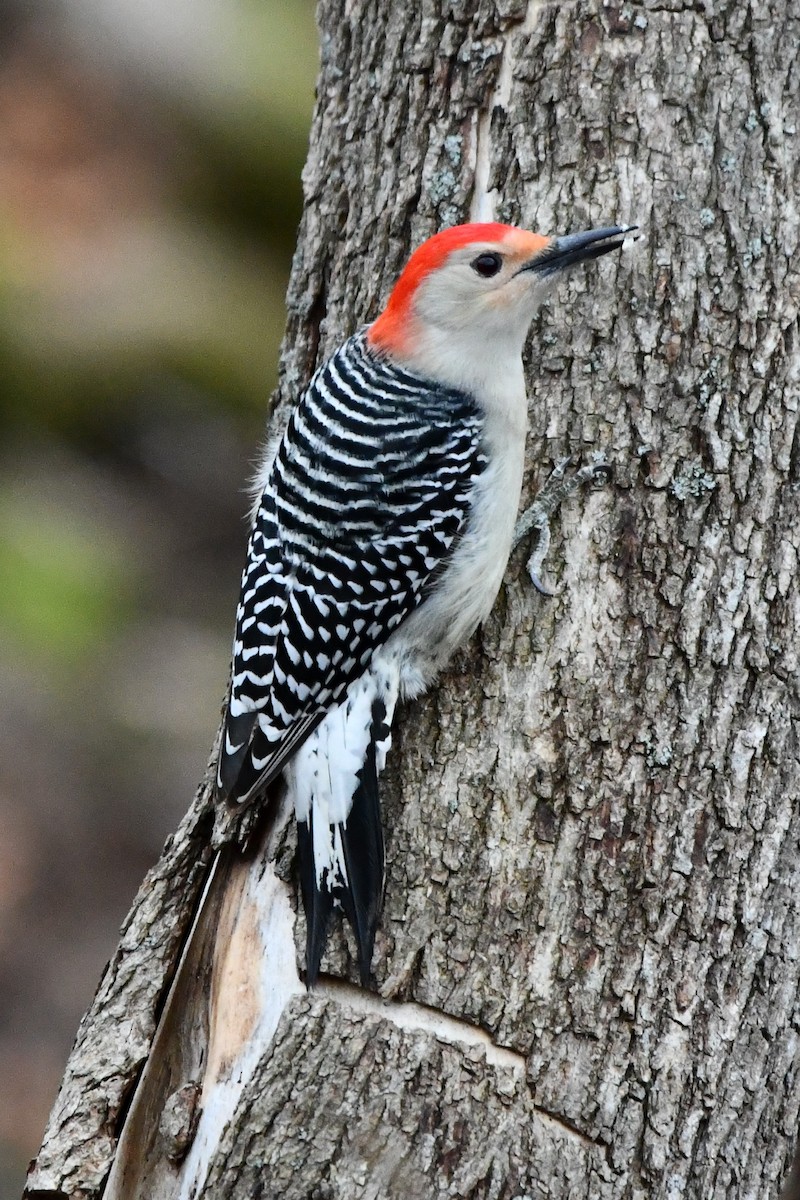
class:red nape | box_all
[368,222,521,356]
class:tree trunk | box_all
[26,0,800,1197]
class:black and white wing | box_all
[216,330,487,807]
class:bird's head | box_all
[368,221,636,393]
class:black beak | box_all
[522,225,638,277]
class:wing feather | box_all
[217,333,486,806]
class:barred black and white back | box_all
[217,329,488,984]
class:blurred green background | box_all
[0,0,317,1189]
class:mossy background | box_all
[0,1,317,1189]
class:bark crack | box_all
[317,978,605,1151]
[318,976,526,1073]
[469,0,544,222]
[533,1105,609,1154]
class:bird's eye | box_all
[471,252,503,278]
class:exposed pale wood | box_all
[27,0,800,1196]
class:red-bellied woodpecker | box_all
[217,221,636,986]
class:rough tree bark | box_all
[26,0,800,1197]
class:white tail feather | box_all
[286,659,400,891]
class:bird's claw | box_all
[528,569,557,597]
[513,454,612,596]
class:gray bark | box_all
[26,0,800,1197]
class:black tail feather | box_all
[338,699,388,985]
[297,817,334,989]
[297,699,389,988]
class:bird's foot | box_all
[513,454,612,595]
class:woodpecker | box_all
[217,220,636,986]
